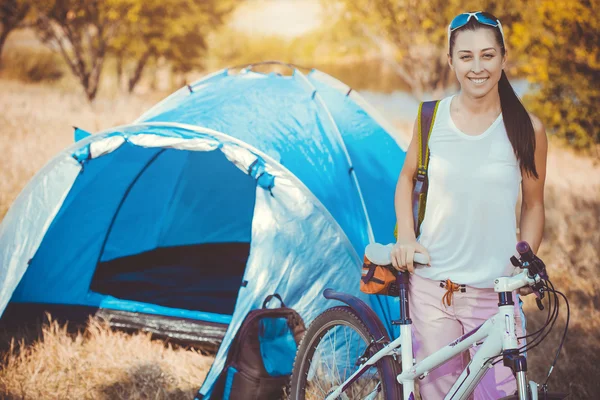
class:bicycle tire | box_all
[289,306,402,400]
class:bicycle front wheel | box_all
[290,306,401,400]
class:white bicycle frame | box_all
[325,270,543,400]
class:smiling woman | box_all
[390,11,548,400]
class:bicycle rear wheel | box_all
[290,306,401,400]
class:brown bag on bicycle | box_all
[360,255,398,296]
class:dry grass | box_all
[0,316,214,399]
[523,147,600,398]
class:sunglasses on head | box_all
[447,11,505,49]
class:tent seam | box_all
[307,70,408,151]
[294,70,375,244]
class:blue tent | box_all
[0,64,407,398]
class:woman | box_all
[391,11,547,399]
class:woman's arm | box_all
[519,114,548,254]
[391,117,431,272]
[395,117,419,242]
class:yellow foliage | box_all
[512,0,600,151]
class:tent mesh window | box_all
[90,148,257,316]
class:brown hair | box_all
[449,13,538,178]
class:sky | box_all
[230,0,323,38]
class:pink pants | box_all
[408,273,526,400]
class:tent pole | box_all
[294,70,375,244]
[92,148,167,275]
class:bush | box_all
[0,47,63,83]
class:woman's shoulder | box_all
[527,112,547,140]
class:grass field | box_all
[0,316,214,399]
[1,59,599,398]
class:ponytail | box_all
[498,71,538,179]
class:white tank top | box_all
[415,95,522,288]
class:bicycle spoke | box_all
[312,346,334,395]
[303,323,385,400]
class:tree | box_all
[0,0,31,64]
[109,0,237,93]
[33,0,126,101]
[33,0,237,101]
[336,0,477,99]
[510,0,600,151]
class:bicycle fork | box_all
[395,272,416,400]
[498,290,533,400]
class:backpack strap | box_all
[393,100,440,240]
[412,100,440,236]
[262,293,285,309]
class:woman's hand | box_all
[391,240,431,273]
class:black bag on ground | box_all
[210,294,306,400]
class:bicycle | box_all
[290,241,570,400]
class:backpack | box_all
[394,100,440,239]
[208,294,306,400]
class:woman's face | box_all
[448,28,506,99]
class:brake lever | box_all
[510,255,520,267]
[513,243,549,311]
[535,287,545,310]
[529,258,549,312]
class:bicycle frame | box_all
[396,304,518,399]
[325,270,540,400]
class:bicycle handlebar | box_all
[494,269,541,293]
[366,241,549,292]
[516,241,533,259]
[364,243,429,268]
[514,241,549,281]
[413,252,429,266]
[507,241,550,309]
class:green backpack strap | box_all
[394,100,440,240]
[412,100,440,236]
